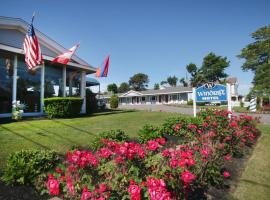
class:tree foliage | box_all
[238,26,270,95]
[186,53,229,87]
[118,82,130,93]
[167,76,178,87]
[107,83,118,94]
[128,73,149,91]
[179,78,188,87]
[154,83,160,90]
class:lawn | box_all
[232,124,270,200]
[0,110,270,199]
[0,110,179,169]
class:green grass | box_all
[0,110,179,170]
[232,124,270,200]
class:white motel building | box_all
[0,16,97,118]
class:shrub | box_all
[2,150,59,185]
[138,124,162,143]
[90,129,130,150]
[109,95,119,109]
[86,89,98,114]
[44,97,83,118]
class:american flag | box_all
[23,16,43,70]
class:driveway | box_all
[119,104,270,124]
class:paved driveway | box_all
[119,104,270,124]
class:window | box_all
[66,68,80,97]
[0,51,13,114]
[142,97,145,101]
[44,63,63,98]
[17,55,41,113]
[151,96,156,101]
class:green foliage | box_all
[90,129,130,150]
[44,97,83,118]
[200,52,229,83]
[86,89,98,114]
[109,95,119,109]
[128,73,149,91]
[2,150,59,185]
[238,26,270,96]
[138,124,162,143]
[118,82,130,93]
[179,77,188,87]
[167,76,178,87]
[154,83,160,90]
[186,53,229,86]
[107,83,118,94]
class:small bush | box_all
[109,95,119,109]
[90,129,130,150]
[2,150,59,185]
[44,97,83,118]
[138,124,162,143]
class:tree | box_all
[186,53,229,87]
[167,76,178,87]
[238,26,270,96]
[160,81,168,86]
[128,73,149,91]
[200,52,229,83]
[107,83,118,94]
[154,83,160,90]
[179,78,188,87]
[118,82,130,93]
[110,95,119,109]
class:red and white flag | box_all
[23,15,43,70]
[52,44,80,65]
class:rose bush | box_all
[36,109,260,199]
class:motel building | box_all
[101,86,194,105]
[0,16,97,118]
[100,78,240,107]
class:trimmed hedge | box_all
[44,97,83,118]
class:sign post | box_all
[192,87,196,117]
[193,82,230,118]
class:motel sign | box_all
[192,83,232,117]
[196,83,227,102]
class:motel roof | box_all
[0,16,96,73]
[100,86,192,98]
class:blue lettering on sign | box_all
[196,83,227,102]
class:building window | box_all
[142,97,145,101]
[151,96,156,101]
[172,94,178,100]
[44,63,63,98]
[66,68,80,97]
[0,51,13,114]
[17,56,41,113]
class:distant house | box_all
[100,86,193,105]
[0,17,96,118]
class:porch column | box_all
[80,71,86,113]
[63,65,66,97]
[12,54,18,104]
[40,63,45,114]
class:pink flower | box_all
[187,158,196,167]
[181,170,196,184]
[230,121,238,127]
[223,171,230,178]
[81,187,92,200]
[99,183,107,193]
[188,124,197,129]
[211,121,218,127]
[128,184,141,200]
[66,176,75,195]
[47,175,60,196]
[155,138,166,146]
[55,167,62,174]
[224,154,231,161]
[162,149,170,157]
[202,122,208,127]
[147,140,160,151]
[98,148,113,159]
[201,149,209,158]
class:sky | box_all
[1,0,270,94]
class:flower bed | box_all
[33,110,260,199]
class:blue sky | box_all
[1,0,270,94]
